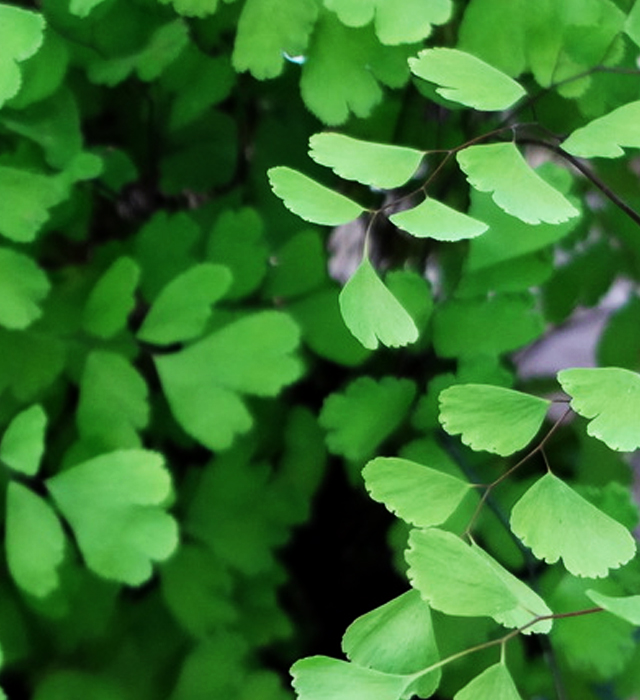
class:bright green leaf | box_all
[562,102,640,158]
[138,264,232,345]
[457,143,579,224]
[406,528,518,618]
[0,248,50,330]
[155,312,302,450]
[438,384,550,456]
[339,257,419,349]
[390,198,488,240]
[82,257,140,339]
[362,457,471,527]
[454,662,521,700]
[510,473,636,577]
[626,0,640,46]
[309,133,423,188]
[268,166,364,226]
[0,404,47,476]
[409,48,526,111]
[558,367,640,451]
[158,0,220,17]
[6,482,65,598]
[320,377,416,462]
[371,0,451,44]
[47,450,178,585]
[586,590,640,625]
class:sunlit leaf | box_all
[47,450,178,585]
[558,367,640,452]
[439,384,550,456]
[457,142,579,224]
[363,457,471,527]
[0,248,50,330]
[268,166,364,225]
[409,48,526,110]
[309,133,423,188]
[370,0,451,44]
[562,101,640,158]
[0,404,47,476]
[339,257,418,350]
[454,662,521,700]
[390,198,488,240]
[510,473,636,577]
[586,590,640,625]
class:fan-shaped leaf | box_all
[309,133,423,188]
[339,257,418,349]
[510,473,636,577]
[409,48,526,111]
[363,457,471,527]
[439,384,550,456]
[457,143,579,224]
[0,404,46,476]
[0,247,50,329]
[268,166,364,225]
[454,662,521,700]
[562,102,640,158]
[390,198,488,240]
[557,367,640,452]
[586,590,640,625]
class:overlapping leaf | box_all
[339,257,418,349]
[457,143,579,224]
[309,133,423,188]
[390,198,488,241]
[0,248,50,329]
[0,404,47,476]
[558,367,640,451]
[268,166,364,225]
[586,590,640,625]
[510,473,636,577]
[439,384,550,456]
[409,48,526,110]
[562,101,640,158]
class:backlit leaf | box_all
[457,142,579,224]
[268,166,364,225]
[0,248,50,330]
[562,102,640,158]
[454,662,521,700]
[0,404,47,477]
[339,257,418,349]
[558,367,640,451]
[586,590,640,625]
[309,133,423,188]
[406,528,518,618]
[409,48,526,111]
[510,473,636,577]
[390,198,488,240]
[363,457,471,527]
[439,384,550,456]
[6,483,65,598]
[47,450,178,585]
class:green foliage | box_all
[3,0,640,697]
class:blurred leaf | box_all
[265,230,327,299]
[0,248,50,329]
[0,404,47,476]
[586,590,640,625]
[390,198,488,241]
[562,102,640,158]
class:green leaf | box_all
[362,457,471,527]
[339,257,419,350]
[406,528,518,618]
[510,473,636,577]
[0,248,50,330]
[291,656,412,700]
[82,257,140,339]
[409,49,526,111]
[557,367,640,451]
[137,264,232,345]
[0,404,47,476]
[265,230,327,299]
[457,143,579,224]
[308,133,423,188]
[320,378,415,462]
[454,662,521,700]
[586,590,640,625]
[6,482,65,598]
[390,198,488,241]
[268,166,364,226]
[438,384,550,456]
[371,0,451,44]
[342,590,441,699]
[0,5,45,107]
[155,312,302,450]
[233,0,318,79]
[562,101,640,158]
[157,0,220,17]
[47,450,178,585]
[68,0,109,17]
[626,0,640,46]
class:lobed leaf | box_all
[562,101,640,158]
[409,48,526,111]
[0,404,47,476]
[557,367,640,451]
[390,198,488,241]
[510,473,636,577]
[457,142,579,224]
[268,166,364,225]
[439,384,550,456]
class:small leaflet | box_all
[390,198,488,240]
[562,102,640,158]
